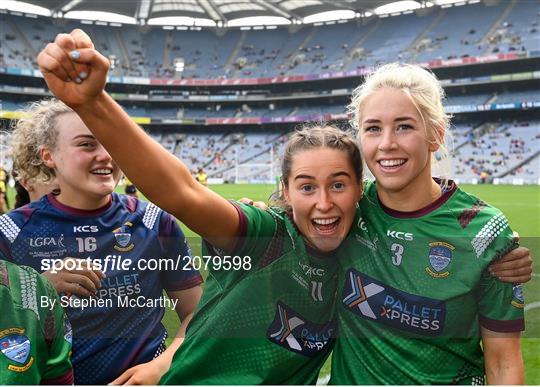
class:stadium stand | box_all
[482,0,540,55]
[1,1,539,78]
[0,0,539,184]
[414,1,509,62]
[452,120,540,183]
[3,90,537,120]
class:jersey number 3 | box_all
[390,243,404,266]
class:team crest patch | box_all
[113,222,135,251]
[512,284,525,308]
[267,302,335,357]
[343,269,446,336]
[425,242,454,278]
[0,328,34,372]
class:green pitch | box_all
[5,183,539,382]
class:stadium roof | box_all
[3,0,473,26]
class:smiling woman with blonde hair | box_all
[331,63,525,385]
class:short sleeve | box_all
[478,271,524,332]
[217,202,280,267]
[40,277,74,384]
[473,210,524,332]
[158,212,203,291]
[198,202,283,291]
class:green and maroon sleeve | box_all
[473,209,524,332]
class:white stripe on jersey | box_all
[19,267,39,319]
[142,202,161,230]
[471,213,509,258]
[0,214,21,243]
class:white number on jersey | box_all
[76,237,97,253]
[390,243,404,266]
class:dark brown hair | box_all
[271,124,363,209]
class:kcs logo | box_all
[73,225,99,233]
[387,230,414,241]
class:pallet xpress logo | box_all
[113,222,135,251]
[267,302,335,357]
[342,269,446,336]
[0,328,34,372]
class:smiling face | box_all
[359,87,439,203]
[284,147,362,252]
[41,112,122,209]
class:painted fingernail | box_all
[70,50,80,59]
[79,71,88,79]
[75,77,82,83]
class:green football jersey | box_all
[331,180,524,385]
[0,260,73,384]
[161,203,338,385]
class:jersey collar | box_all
[47,193,113,217]
[377,179,457,219]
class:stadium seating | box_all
[1,1,538,184]
[482,0,540,54]
[1,0,537,79]
[0,114,538,184]
[452,121,540,183]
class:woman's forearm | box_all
[482,328,524,385]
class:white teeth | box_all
[379,159,406,167]
[92,168,112,175]
[312,217,339,225]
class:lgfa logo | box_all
[28,234,65,248]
